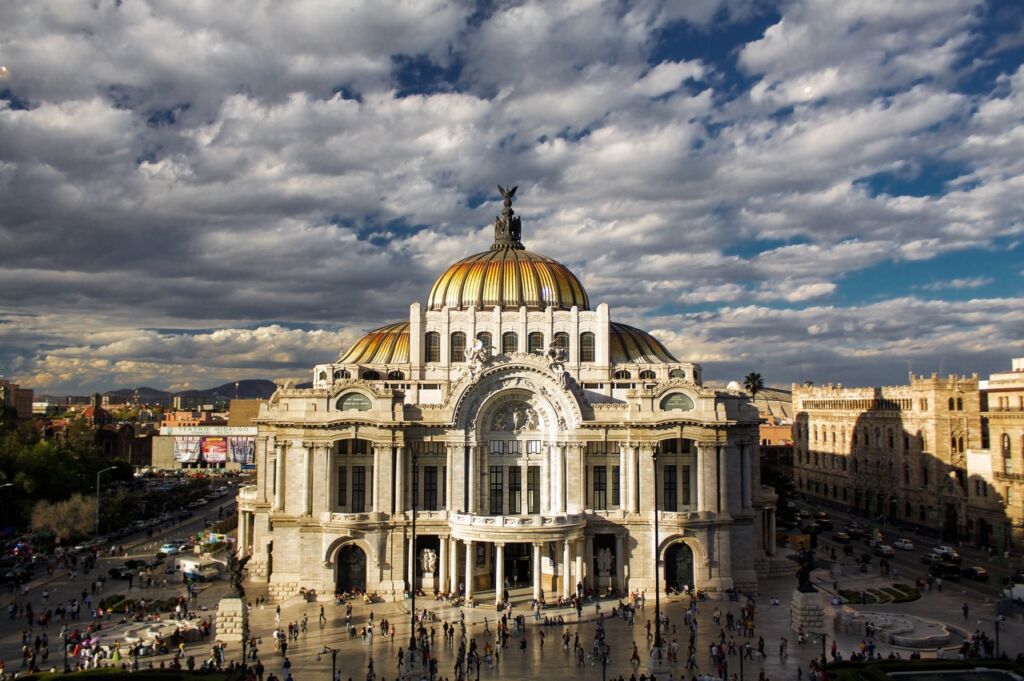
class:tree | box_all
[743,372,765,397]
[31,494,96,542]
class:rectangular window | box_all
[508,466,522,514]
[489,465,504,515]
[612,465,620,507]
[423,466,438,511]
[527,466,540,514]
[351,466,366,513]
[507,440,521,455]
[337,466,347,507]
[527,440,541,454]
[681,464,691,506]
[664,464,678,512]
[593,465,608,510]
[489,440,504,456]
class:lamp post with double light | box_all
[95,466,117,538]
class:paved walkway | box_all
[2,545,1021,681]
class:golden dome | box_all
[609,322,677,364]
[427,248,590,311]
[339,322,409,364]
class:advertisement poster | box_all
[173,436,201,463]
[200,436,228,463]
[229,436,255,464]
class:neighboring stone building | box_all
[792,374,981,540]
[0,379,34,420]
[237,191,776,602]
[967,358,1024,548]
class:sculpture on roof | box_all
[492,184,523,249]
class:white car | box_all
[934,545,956,555]
[893,538,914,550]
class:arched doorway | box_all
[336,544,367,593]
[664,542,695,592]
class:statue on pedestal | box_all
[227,553,251,598]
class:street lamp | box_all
[95,466,117,538]
[807,631,828,668]
[977,616,1004,657]
[317,645,339,681]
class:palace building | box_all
[237,189,777,602]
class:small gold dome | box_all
[339,322,409,364]
[609,322,677,364]
[427,248,590,311]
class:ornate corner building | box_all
[237,191,777,602]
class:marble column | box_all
[561,540,571,599]
[495,543,505,605]
[449,538,459,594]
[236,513,248,557]
[445,445,455,511]
[618,444,627,511]
[521,463,530,515]
[696,445,706,512]
[615,533,625,590]
[439,536,449,592]
[743,445,753,509]
[552,445,565,512]
[258,437,270,503]
[302,443,313,516]
[584,535,594,588]
[273,443,285,511]
[394,446,405,515]
[319,443,332,513]
[629,446,640,513]
[532,542,543,602]
[637,445,655,516]
[467,445,477,514]
[464,540,475,600]
[768,510,777,556]
[574,547,583,596]
[719,445,733,516]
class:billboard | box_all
[173,436,201,463]
[229,436,255,465]
[200,436,228,463]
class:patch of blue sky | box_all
[854,161,975,198]
[391,53,464,97]
[648,7,781,99]
[832,238,1023,305]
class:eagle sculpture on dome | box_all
[497,184,517,207]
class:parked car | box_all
[930,562,961,579]
[832,532,851,543]
[920,552,943,565]
[893,538,915,550]
[108,566,133,580]
[159,543,180,555]
[961,566,989,581]
[874,544,896,557]
[935,547,962,564]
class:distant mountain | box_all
[102,379,278,404]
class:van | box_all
[929,562,960,580]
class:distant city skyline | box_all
[1,1,1022,394]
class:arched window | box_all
[334,369,350,380]
[887,429,894,449]
[528,332,544,354]
[579,332,595,362]
[958,436,964,453]
[613,370,632,380]
[552,331,569,355]
[476,331,492,350]
[956,397,963,410]
[948,397,955,410]
[361,370,380,380]
[1003,434,1011,455]
[450,332,466,363]
[639,369,656,380]
[318,371,327,381]
[661,393,694,411]
[951,436,957,452]
[501,331,518,355]
[387,370,404,380]
[669,368,685,379]
[337,392,372,411]
[425,331,440,362]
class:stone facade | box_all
[237,196,776,602]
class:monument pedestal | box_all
[216,597,248,655]
[421,572,436,591]
[647,645,671,680]
[790,588,826,633]
[403,648,427,680]
[598,573,613,589]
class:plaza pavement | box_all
[2,536,1022,681]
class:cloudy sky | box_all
[1,0,1023,395]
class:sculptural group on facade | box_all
[491,401,539,433]
[596,547,613,576]
[464,338,492,380]
[420,548,437,575]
